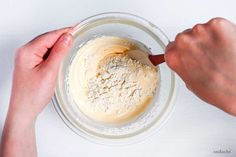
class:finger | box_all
[182,28,192,33]
[165,41,174,52]
[164,42,182,71]
[42,33,73,71]
[24,27,72,58]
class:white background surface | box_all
[0,0,236,157]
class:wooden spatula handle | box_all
[148,54,165,66]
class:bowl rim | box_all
[52,12,178,146]
[69,12,169,43]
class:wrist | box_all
[6,102,37,131]
[5,108,36,131]
[1,105,37,157]
[8,96,40,122]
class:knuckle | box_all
[175,33,183,42]
[207,17,227,28]
[175,33,190,47]
[192,24,204,34]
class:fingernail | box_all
[61,33,73,45]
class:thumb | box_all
[43,33,73,71]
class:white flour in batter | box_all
[68,36,159,124]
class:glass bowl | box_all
[52,12,177,145]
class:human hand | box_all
[0,28,73,157]
[165,18,236,116]
[8,28,73,121]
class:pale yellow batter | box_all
[68,36,159,124]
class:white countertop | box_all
[0,0,236,156]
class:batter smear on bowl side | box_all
[68,36,160,124]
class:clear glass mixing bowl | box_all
[52,12,177,145]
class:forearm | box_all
[0,104,37,157]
